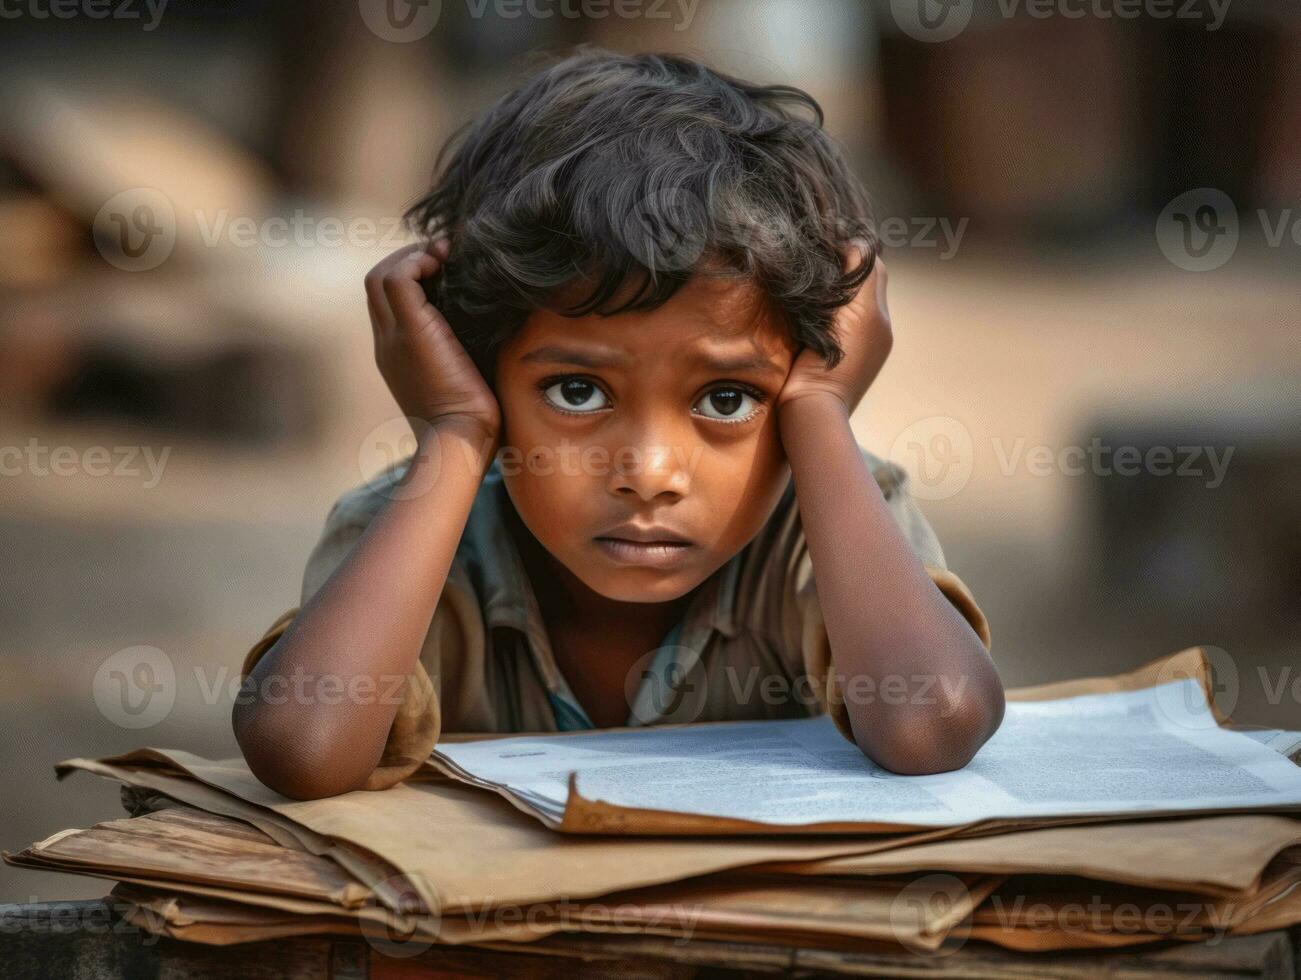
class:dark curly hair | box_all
[404,47,878,389]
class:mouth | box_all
[593,536,697,568]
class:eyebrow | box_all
[519,344,785,377]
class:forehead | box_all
[503,274,796,368]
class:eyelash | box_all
[534,374,770,424]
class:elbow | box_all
[853,678,1005,776]
[231,704,368,801]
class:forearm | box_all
[232,419,496,797]
[779,395,1004,773]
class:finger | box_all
[368,242,427,280]
[382,255,442,331]
[427,236,451,261]
[366,288,389,336]
[368,248,440,337]
[365,244,427,335]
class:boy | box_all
[233,49,1003,800]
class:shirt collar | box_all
[457,459,744,683]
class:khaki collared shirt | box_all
[241,445,992,791]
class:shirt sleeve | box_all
[779,446,993,745]
[239,471,443,792]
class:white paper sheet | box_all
[433,680,1301,828]
[1236,728,1301,757]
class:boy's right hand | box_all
[365,240,502,440]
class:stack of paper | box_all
[6,646,1301,959]
[430,680,1301,833]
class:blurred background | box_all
[2,0,1299,903]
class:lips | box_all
[594,536,696,569]
[596,523,693,545]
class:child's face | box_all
[495,274,798,604]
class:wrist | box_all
[425,416,500,475]
[778,390,852,427]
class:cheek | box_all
[724,456,790,534]
[501,450,599,561]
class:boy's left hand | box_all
[776,248,891,417]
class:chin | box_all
[578,566,706,604]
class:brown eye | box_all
[542,378,609,413]
[694,386,761,422]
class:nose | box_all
[606,420,696,503]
